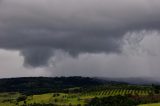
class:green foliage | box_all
[152,84,160,94]
[87,95,138,106]
[0,79,159,106]
[21,103,55,106]
[0,77,104,95]
[16,95,27,102]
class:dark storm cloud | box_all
[21,48,53,67]
[0,0,160,67]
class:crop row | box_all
[80,89,152,97]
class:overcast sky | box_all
[0,0,160,78]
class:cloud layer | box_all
[0,0,160,69]
[1,30,160,78]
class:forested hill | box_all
[0,77,119,94]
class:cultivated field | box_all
[0,88,153,106]
[0,77,159,106]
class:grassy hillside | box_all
[0,77,160,106]
[0,86,155,106]
[0,77,106,93]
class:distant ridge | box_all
[0,76,110,94]
[0,76,159,95]
[98,77,160,85]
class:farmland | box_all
[0,86,155,106]
[0,77,160,106]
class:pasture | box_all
[0,87,152,106]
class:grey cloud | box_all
[21,48,53,67]
[0,0,160,67]
[47,31,160,77]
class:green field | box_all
[0,88,152,106]
[139,103,160,106]
[0,92,86,106]
[1,77,158,106]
